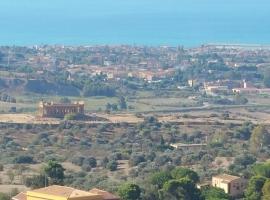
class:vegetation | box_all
[118,183,141,200]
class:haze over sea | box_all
[0,0,269,47]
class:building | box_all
[170,143,207,151]
[89,188,120,200]
[188,79,196,87]
[12,185,118,200]
[212,174,247,197]
[204,82,229,95]
[39,101,84,118]
[232,87,259,94]
[232,80,258,94]
[196,182,211,190]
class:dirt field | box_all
[97,113,144,123]
[0,114,60,124]
[1,106,270,125]
[0,184,29,194]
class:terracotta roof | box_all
[213,174,240,182]
[29,185,101,198]
[12,192,27,200]
[89,188,120,200]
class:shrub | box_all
[13,155,35,164]
[107,160,118,171]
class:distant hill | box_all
[0,78,80,96]
[25,79,80,96]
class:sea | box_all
[0,0,269,47]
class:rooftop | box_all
[28,185,101,199]
[12,192,26,200]
[89,188,120,200]
[213,174,240,182]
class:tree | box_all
[107,160,118,171]
[118,183,141,200]
[44,160,65,185]
[250,125,270,153]
[64,113,78,120]
[263,69,270,88]
[234,122,254,140]
[200,154,214,170]
[119,96,127,110]
[25,174,48,189]
[234,154,256,168]
[0,51,4,63]
[159,178,202,200]
[150,171,172,189]
[233,94,248,105]
[13,155,34,164]
[262,180,270,200]
[59,97,71,103]
[0,193,9,200]
[129,154,145,167]
[253,162,270,178]
[171,167,200,183]
[83,157,97,168]
[7,170,15,183]
[245,176,267,200]
[201,187,230,200]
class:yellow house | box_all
[212,174,247,197]
[13,185,103,200]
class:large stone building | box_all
[212,174,247,197]
[12,185,120,200]
[39,101,84,118]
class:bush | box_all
[129,154,145,167]
[71,156,85,166]
[107,160,118,171]
[13,155,35,164]
[25,175,48,189]
[64,113,78,120]
[81,164,92,172]
[0,193,9,200]
[83,157,97,168]
[118,183,141,200]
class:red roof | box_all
[12,192,27,200]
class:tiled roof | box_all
[11,192,27,200]
[213,174,240,182]
[29,185,101,198]
[89,188,120,200]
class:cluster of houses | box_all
[12,173,246,200]
[67,65,175,82]
[188,79,270,95]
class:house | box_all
[188,79,196,87]
[232,87,259,94]
[232,80,260,94]
[12,185,118,200]
[212,174,247,197]
[204,82,229,95]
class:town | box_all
[0,44,270,200]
